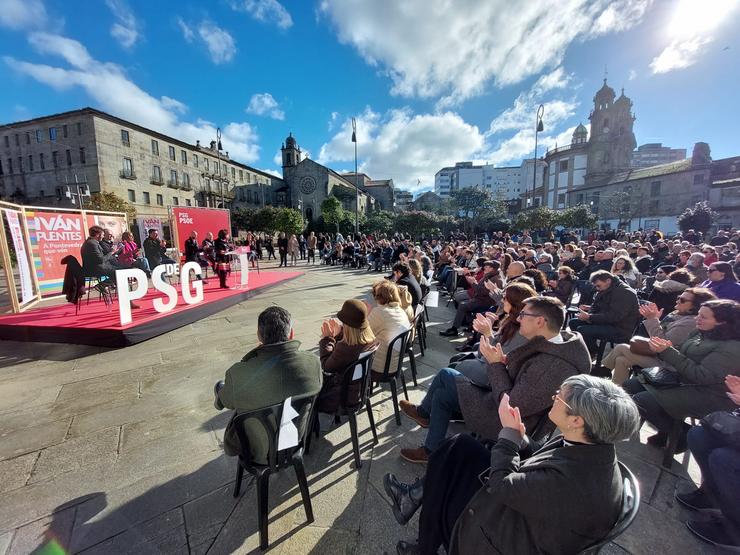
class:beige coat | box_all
[367,302,411,373]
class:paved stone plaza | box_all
[0,262,723,554]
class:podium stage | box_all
[0,271,302,347]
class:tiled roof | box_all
[606,159,693,184]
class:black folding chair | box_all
[371,328,413,425]
[230,394,316,551]
[306,347,378,469]
[578,462,641,554]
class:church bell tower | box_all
[586,79,636,183]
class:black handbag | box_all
[640,367,681,389]
[700,410,740,449]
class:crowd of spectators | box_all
[212,224,740,553]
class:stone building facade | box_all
[0,107,272,221]
[342,172,396,212]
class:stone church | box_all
[233,133,395,224]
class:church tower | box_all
[586,80,636,183]
[281,132,301,169]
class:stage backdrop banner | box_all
[25,210,86,295]
[172,207,231,253]
[86,213,128,242]
[5,210,35,305]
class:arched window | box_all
[602,118,609,132]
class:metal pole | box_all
[532,104,544,209]
[217,128,223,208]
[352,118,358,237]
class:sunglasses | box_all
[517,311,544,320]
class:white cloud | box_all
[319,0,651,105]
[650,38,709,73]
[488,68,577,135]
[105,0,140,49]
[177,18,236,64]
[197,21,237,64]
[628,69,638,80]
[318,107,485,193]
[246,93,285,120]
[5,33,260,162]
[0,0,47,30]
[230,0,293,29]
[273,150,283,166]
[176,17,194,42]
[259,168,283,178]
[650,0,739,75]
[160,95,188,114]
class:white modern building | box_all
[631,143,686,168]
[434,159,544,201]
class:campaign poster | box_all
[172,207,231,252]
[86,213,128,242]
[137,217,164,244]
[4,210,35,305]
[25,210,86,295]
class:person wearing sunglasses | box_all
[602,288,717,384]
[700,261,740,302]
[384,375,640,555]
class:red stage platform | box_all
[0,271,302,347]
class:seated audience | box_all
[612,255,640,288]
[569,270,640,358]
[392,262,422,309]
[701,261,740,301]
[678,375,740,550]
[544,266,576,304]
[647,268,692,314]
[214,306,322,464]
[439,260,500,337]
[451,283,536,380]
[367,281,412,375]
[623,299,740,451]
[385,375,640,554]
[602,288,716,384]
[316,300,378,412]
[686,252,709,284]
[398,297,591,463]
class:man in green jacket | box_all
[214,306,322,464]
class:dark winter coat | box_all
[456,331,592,440]
[316,336,376,413]
[450,434,622,555]
[588,279,640,339]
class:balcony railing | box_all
[181,182,192,191]
[167,179,178,188]
[119,169,136,179]
[150,176,163,185]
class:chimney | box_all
[196,140,200,147]
[691,142,711,166]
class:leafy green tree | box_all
[557,204,598,230]
[396,211,441,239]
[231,207,256,231]
[513,206,559,233]
[452,187,507,234]
[677,201,718,234]
[252,206,278,233]
[274,208,304,235]
[321,196,345,232]
[87,191,136,221]
[363,210,396,235]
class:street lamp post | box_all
[351,117,358,237]
[216,128,224,208]
[531,104,544,209]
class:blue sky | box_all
[1,0,738,194]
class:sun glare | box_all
[668,0,739,38]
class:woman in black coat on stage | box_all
[214,229,231,288]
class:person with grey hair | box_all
[385,376,640,555]
[686,252,709,284]
[213,306,322,464]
